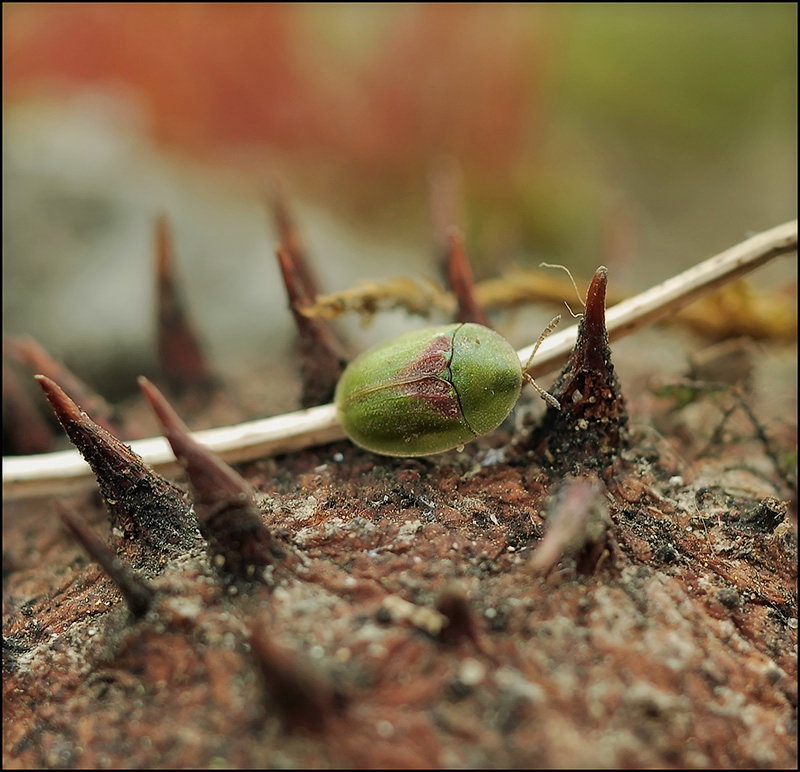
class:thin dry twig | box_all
[299,276,453,320]
[3,220,796,501]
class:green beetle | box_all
[334,321,558,456]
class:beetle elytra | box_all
[334,321,558,456]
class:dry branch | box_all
[3,220,796,501]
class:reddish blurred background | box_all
[4,4,544,200]
[3,3,796,393]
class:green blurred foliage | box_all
[458,4,797,276]
[555,4,795,154]
[4,3,796,320]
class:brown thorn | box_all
[555,265,613,381]
[445,229,491,327]
[6,334,119,435]
[275,245,346,408]
[531,266,627,468]
[269,185,318,299]
[275,243,313,318]
[138,376,287,577]
[138,376,251,505]
[155,214,216,397]
[2,360,54,454]
[529,475,612,577]
[581,266,609,372]
[58,505,155,618]
[435,584,484,650]
[249,620,343,733]
[35,374,197,562]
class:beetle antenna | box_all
[540,262,584,311]
[523,315,561,410]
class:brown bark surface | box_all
[3,310,796,770]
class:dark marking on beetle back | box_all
[397,330,466,422]
[401,377,463,422]
[397,333,454,380]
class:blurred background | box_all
[3,3,797,401]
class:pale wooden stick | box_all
[517,219,797,374]
[4,220,796,501]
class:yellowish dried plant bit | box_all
[523,315,562,410]
[476,269,580,311]
[676,279,798,342]
[299,277,453,321]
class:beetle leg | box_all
[522,315,561,410]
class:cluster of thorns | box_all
[2,189,796,732]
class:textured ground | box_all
[3,302,796,769]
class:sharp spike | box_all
[275,245,346,408]
[59,506,155,617]
[249,621,342,733]
[269,185,318,299]
[530,266,628,468]
[155,214,216,397]
[435,584,481,648]
[445,229,491,327]
[138,376,287,578]
[6,335,119,435]
[138,376,250,502]
[529,475,612,577]
[35,374,197,563]
[581,266,609,372]
[2,360,54,454]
